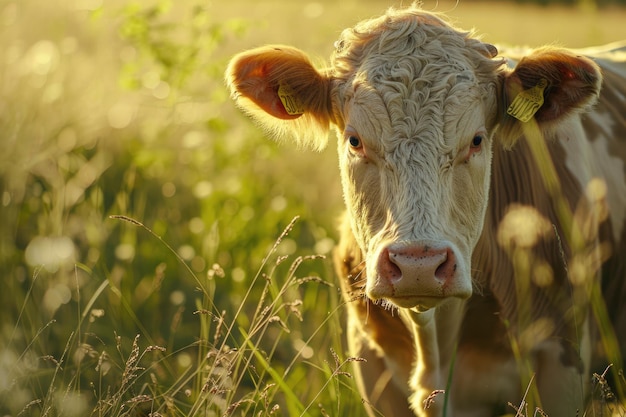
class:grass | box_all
[5,214,360,416]
[1,0,625,416]
[501,119,626,416]
[1,1,351,415]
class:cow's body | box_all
[336,75,626,414]
[227,7,626,416]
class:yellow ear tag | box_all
[278,83,304,116]
[506,78,549,123]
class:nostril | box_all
[434,248,456,282]
[379,247,402,282]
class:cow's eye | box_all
[464,133,485,162]
[344,128,365,156]
[348,135,361,148]
[471,135,483,148]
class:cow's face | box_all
[329,13,502,309]
[226,7,601,312]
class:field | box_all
[1,0,625,416]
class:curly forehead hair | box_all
[330,6,503,83]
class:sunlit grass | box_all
[0,1,348,415]
[4,215,362,416]
[1,0,625,416]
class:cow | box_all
[226,6,626,416]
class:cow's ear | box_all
[497,48,602,147]
[226,45,334,150]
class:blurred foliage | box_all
[0,0,344,415]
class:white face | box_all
[334,68,497,311]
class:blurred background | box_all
[1,0,624,415]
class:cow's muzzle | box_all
[368,241,471,309]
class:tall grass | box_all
[498,118,626,416]
[0,1,351,415]
[2,0,625,416]
[4,214,363,416]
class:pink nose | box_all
[376,244,457,297]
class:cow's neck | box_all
[402,299,466,415]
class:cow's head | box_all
[226,7,601,311]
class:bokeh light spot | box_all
[25,236,76,272]
[193,181,213,199]
[28,40,59,75]
[107,101,135,129]
[188,217,205,234]
[115,243,135,261]
[162,181,176,197]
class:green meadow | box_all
[1,0,625,415]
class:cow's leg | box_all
[533,336,590,417]
[346,311,415,417]
[449,347,520,416]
